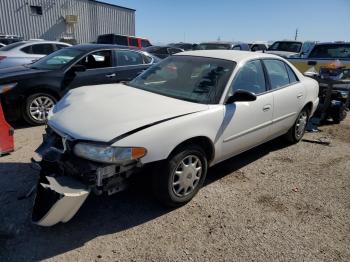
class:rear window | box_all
[97,34,128,46]
[268,41,302,53]
[0,41,26,51]
[309,44,350,59]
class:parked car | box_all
[31,50,319,226]
[0,40,71,69]
[0,34,23,45]
[143,45,184,59]
[0,44,159,125]
[288,42,350,73]
[266,40,307,58]
[198,42,250,51]
[97,34,152,49]
[168,42,198,51]
[249,42,269,52]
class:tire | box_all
[152,144,208,207]
[285,108,309,144]
[332,106,347,124]
[23,93,57,125]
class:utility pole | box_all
[294,28,298,40]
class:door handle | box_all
[262,105,271,112]
[105,73,116,78]
[297,93,303,99]
[307,61,317,66]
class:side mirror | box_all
[71,64,86,72]
[226,90,257,104]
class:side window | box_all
[129,38,138,47]
[78,50,113,69]
[232,45,241,50]
[116,50,144,66]
[141,39,151,47]
[232,60,266,95]
[21,46,32,54]
[285,63,299,84]
[309,44,350,59]
[263,60,290,89]
[56,44,68,50]
[31,44,55,55]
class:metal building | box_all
[0,0,135,43]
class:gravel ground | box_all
[0,118,349,262]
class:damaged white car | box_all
[32,50,319,226]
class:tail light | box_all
[0,56,7,61]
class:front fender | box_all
[112,106,225,165]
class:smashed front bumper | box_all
[32,127,140,226]
[32,176,90,226]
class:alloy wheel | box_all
[29,96,55,122]
[172,155,203,197]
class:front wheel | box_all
[152,145,208,207]
[285,108,309,143]
[23,93,56,125]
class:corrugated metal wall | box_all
[0,0,135,43]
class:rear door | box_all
[262,59,305,136]
[220,60,273,159]
[113,50,150,82]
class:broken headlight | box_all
[73,143,147,164]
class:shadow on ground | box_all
[0,138,289,261]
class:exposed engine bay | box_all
[32,127,142,226]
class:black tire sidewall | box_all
[23,93,56,125]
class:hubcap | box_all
[29,96,55,122]
[295,111,308,139]
[172,155,202,197]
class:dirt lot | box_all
[1,118,349,262]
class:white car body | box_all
[34,50,319,226]
[50,51,319,166]
[0,40,71,68]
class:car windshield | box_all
[128,55,235,104]
[268,41,302,53]
[198,43,232,50]
[30,48,85,70]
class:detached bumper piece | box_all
[32,175,90,227]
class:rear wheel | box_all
[23,93,56,125]
[285,108,309,143]
[152,145,208,207]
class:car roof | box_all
[200,41,234,45]
[176,50,281,63]
[70,44,136,51]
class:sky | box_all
[103,0,350,44]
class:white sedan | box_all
[0,40,71,69]
[33,50,319,226]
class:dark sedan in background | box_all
[143,45,184,59]
[0,44,159,125]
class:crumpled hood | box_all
[49,84,209,142]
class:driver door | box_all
[66,50,117,89]
[220,60,273,160]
